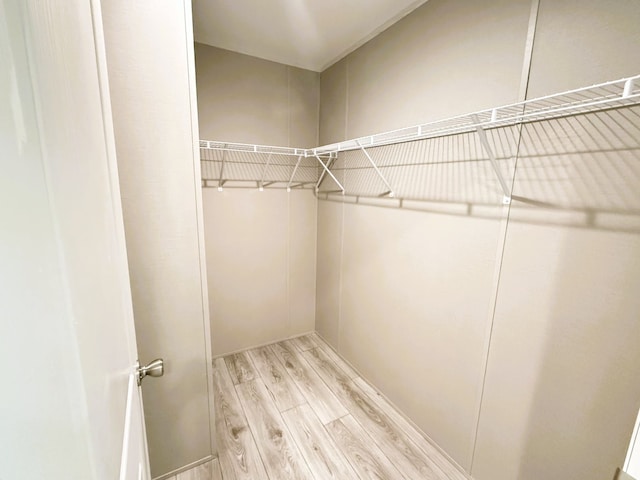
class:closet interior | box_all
[106,0,640,479]
[197,72,640,480]
[8,1,640,480]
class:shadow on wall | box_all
[463,106,640,479]
[319,106,640,234]
[514,228,640,480]
[507,108,640,480]
[316,105,640,479]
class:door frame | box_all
[181,0,218,458]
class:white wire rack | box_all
[199,141,309,157]
[200,75,640,201]
[199,144,336,191]
[312,75,640,154]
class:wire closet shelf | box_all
[200,75,640,203]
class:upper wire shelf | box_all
[312,75,640,155]
[199,141,316,158]
[200,75,640,201]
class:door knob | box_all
[137,358,164,386]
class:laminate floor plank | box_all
[313,339,360,380]
[326,415,406,480]
[248,345,307,412]
[304,347,356,383]
[281,403,359,479]
[211,458,223,480]
[270,341,348,424]
[213,358,268,480]
[213,336,467,480]
[354,377,468,480]
[225,351,257,385]
[172,458,224,480]
[289,334,320,352]
[302,347,447,480]
[236,379,314,480]
[176,460,211,480]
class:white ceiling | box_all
[193,0,428,72]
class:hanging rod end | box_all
[503,195,511,205]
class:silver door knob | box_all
[137,358,164,386]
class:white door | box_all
[625,408,640,478]
[0,1,150,479]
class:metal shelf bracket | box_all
[314,154,345,193]
[287,155,304,192]
[623,78,634,98]
[471,114,512,203]
[356,140,395,198]
[259,153,273,191]
[218,148,226,191]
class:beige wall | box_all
[102,2,213,477]
[315,201,344,347]
[318,0,530,471]
[472,2,640,480]
[195,46,319,356]
[526,0,640,97]
[203,189,317,355]
[317,0,640,479]
[318,59,348,145]
[319,0,531,144]
[339,204,503,468]
[195,43,319,147]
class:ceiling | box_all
[192,0,428,72]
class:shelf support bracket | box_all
[314,154,345,193]
[287,155,303,192]
[356,140,395,198]
[218,148,226,191]
[259,153,273,191]
[471,115,512,204]
[623,78,634,98]
[315,158,330,189]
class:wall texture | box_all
[318,0,531,472]
[102,2,213,477]
[472,1,640,480]
[319,0,531,144]
[316,0,640,479]
[195,43,319,147]
[203,189,317,355]
[195,45,320,356]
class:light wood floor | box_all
[211,333,468,480]
[164,458,222,480]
